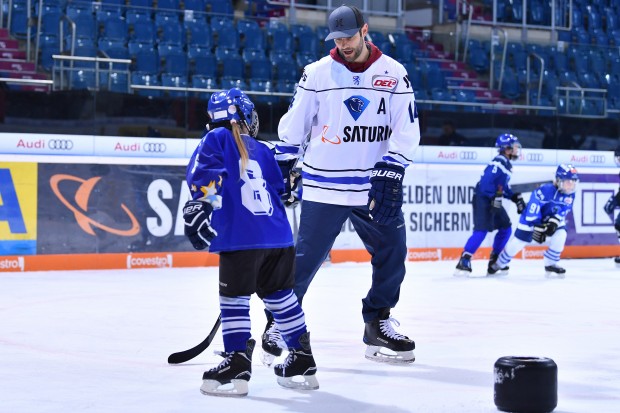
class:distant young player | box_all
[454,133,526,276]
[488,164,579,278]
[183,88,318,397]
[603,146,620,266]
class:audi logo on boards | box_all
[590,154,605,164]
[459,151,477,160]
[526,153,544,162]
[48,139,74,150]
[143,142,167,153]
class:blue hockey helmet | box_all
[495,133,522,160]
[207,88,259,137]
[555,163,579,194]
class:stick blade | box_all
[167,314,222,365]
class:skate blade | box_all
[365,345,415,365]
[200,379,248,397]
[453,269,471,277]
[261,350,277,367]
[545,271,565,279]
[486,270,509,277]
[277,374,319,390]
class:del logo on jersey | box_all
[372,75,398,91]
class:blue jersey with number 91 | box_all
[186,127,293,253]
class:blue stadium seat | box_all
[131,72,162,97]
[158,0,180,10]
[220,77,248,90]
[192,53,217,77]
[192,75,219,99]
[241,26,265,51]
[185,21,211,47]
[159,24,185,46]
[215,28,240,49]
[102,18,128,42]
[249,79,279,104]
[393,39,417,63]
[220,55,244,79]
[277,79,296,94]
[128,0,154,8]
[96,8,122,25]
[214,46,239,61]
[161,73,188,97]
[242,48,266,62]
[246,56,272,81]
[274,60,298,82]
[40,5,62,35]
[98,38,130,59]
[101,71,129,93]
[128,39,155,58]
[39,34,60,71]
[184,0,206,12]
[206,0,233,15]
[70,69,96,90]
[500,70,521,99]
[295,52,315,71]
[126,9,152,25]
[296,31,317,56]
[162,50,188,75]
[130,20,156,44]
[134,50,160,73]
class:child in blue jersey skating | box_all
[454,133,526,277]
[488,164,579,278]
[183,88,318,397]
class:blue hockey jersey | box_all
[475,153,515,199]
[517,183,575,230]
[186,127,293,253]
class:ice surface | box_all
[1,258,619,412]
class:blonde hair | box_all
[231,121,249,173]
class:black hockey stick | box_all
[168,314,222,364]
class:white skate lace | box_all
[379,316,409,340]
[265,320,283,344]
[209,352,234,372]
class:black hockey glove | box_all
[511,193,526,214]
[545,217,560,236]
[368,162,405,225]
[183,200,217,250]
[532,225,547,243]
[604,191,620,215]
[278,159,300,207]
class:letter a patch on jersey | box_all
[343,95,369,121]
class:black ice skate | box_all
[487,252,509,276]
[454,252,473,277]
[274,332,319,390]
[261,315,286,366]
[200,339,255,397]
[363,308,415,364]
[614,257,620,268]
[545,264,566,279]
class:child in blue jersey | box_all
[603,146,620,267]
[454,133,526,277]
[489,164,579,278]
[183,88,318,397]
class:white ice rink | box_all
[1,258,619,413]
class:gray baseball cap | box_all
[325,5,365,41]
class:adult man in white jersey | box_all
[267,5,421,365]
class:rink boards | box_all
[1,134,619,271]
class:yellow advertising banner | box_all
[0,162,37,254]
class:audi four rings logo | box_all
[143,142,167,153]
[459,151,477,160]
[590,155,605,163]
[526,153,544,162]
[48,139,74,150]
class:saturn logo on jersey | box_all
[372,75,398,91]
[321,125,342,144]
[344,95,369,121]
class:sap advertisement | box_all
[0,142,618,257]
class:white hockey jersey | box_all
[277,47,421,206]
